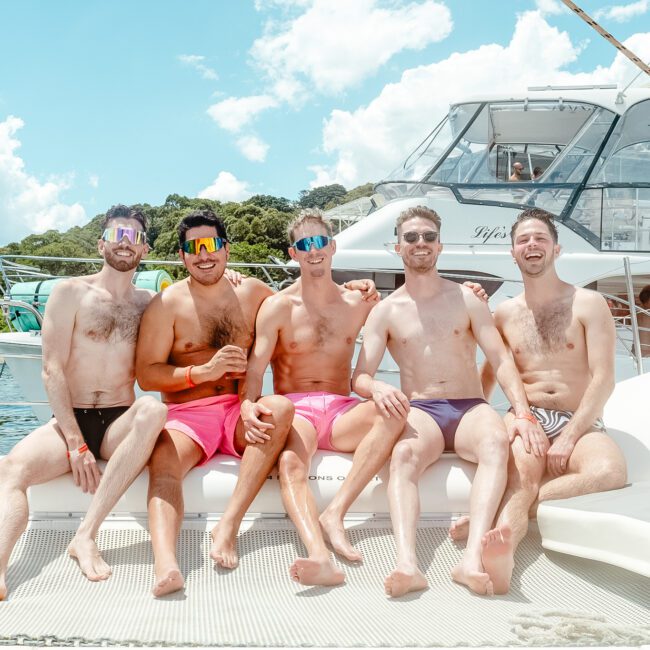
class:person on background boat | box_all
[532,166,544,180]
[509,162,524,181]
[352,205,539,597]
[135,209,295,598]
[241,209,406,587]
[0,205,168,600]
[458,207,628,595]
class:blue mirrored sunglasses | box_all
[291,235,331,252]
[182,236,225,255]
[102,227,146,245]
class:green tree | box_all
[298,184,347,209]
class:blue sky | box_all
[0,0,648,245]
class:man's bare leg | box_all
[537,431,627,505]
[480,431,545,594]
[147,429,203,598]
[319,401,404,561]
[385,409,444,598]
[451,404,509,596]
[210,395,293,569]
[0,422,71,600]
[279,419,344,586]
[69,397,166,581]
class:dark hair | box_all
[640,285,650,306]
[396,205,442,234]
[178,209,228,247]
[287,208,333,243]
[102,204,147,231]
[510,208,558,244]
[533,166,543,177]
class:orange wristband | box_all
[516,412,538,425]
[67,443,89,459]
[185,365,196,388]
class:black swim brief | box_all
[72,406,129,459]
[409,398,487,451]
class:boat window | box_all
[420,100,610,186]
[571,187,650,252]
[389,103,482,183]
[588,100,650,183]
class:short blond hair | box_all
[396,205,442,235]
[287,208,334,243]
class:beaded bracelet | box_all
[185,365,196,388]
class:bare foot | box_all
[451,561,493,596]
[449,515,470,542]
[384,566,428,598]
[68,536,112,582]
[481,525,514,595]
[319,511,362,562]
[0,572,6,601]
[152,565,184,598]
[289,557,345,586]
[210,522,239,569]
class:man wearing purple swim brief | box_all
[354,205,539,598]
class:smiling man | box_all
[470,208,627,594]
[135,209,294,598]
[242,209,406,587]
[0,205,168,600]
[353,205,539,597]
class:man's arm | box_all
[466,291,548,456]
[547,292,616,476]
[41,280,101,493]
[135,292,247,392]
[480,304,507,399]
[352,302,409,419]
[239,295,285,442]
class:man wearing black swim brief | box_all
[0,205,167,600]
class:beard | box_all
[403,253,436,274]
[104,248,142,272]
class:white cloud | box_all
[535,0,566,15]
[206,95,278,133]
[0,115,86,245]
[236,135,270,162]
[251,0,453,99]
[595,0,649,22]
[311,13,650,189]
[89,174,99,188]
[178,54,218,81]
[198,171,252,202]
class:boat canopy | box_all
[377,97,650,252]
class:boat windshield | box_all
[378,99,617,216]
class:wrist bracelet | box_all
[516,412,538,425]
[186,365,196,388]
[67,443,89,459]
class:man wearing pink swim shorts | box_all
[136,209,294,598]
[241,209,408,587]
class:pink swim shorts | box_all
[165,394,241,464]
[284,391,360,451]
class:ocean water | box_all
[0,363,39,454]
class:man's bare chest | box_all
[78,299,146,345]
[282,304,363,354]
[506,305,583,356]
[176,300,254,354]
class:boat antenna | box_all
[560,0,650,78]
